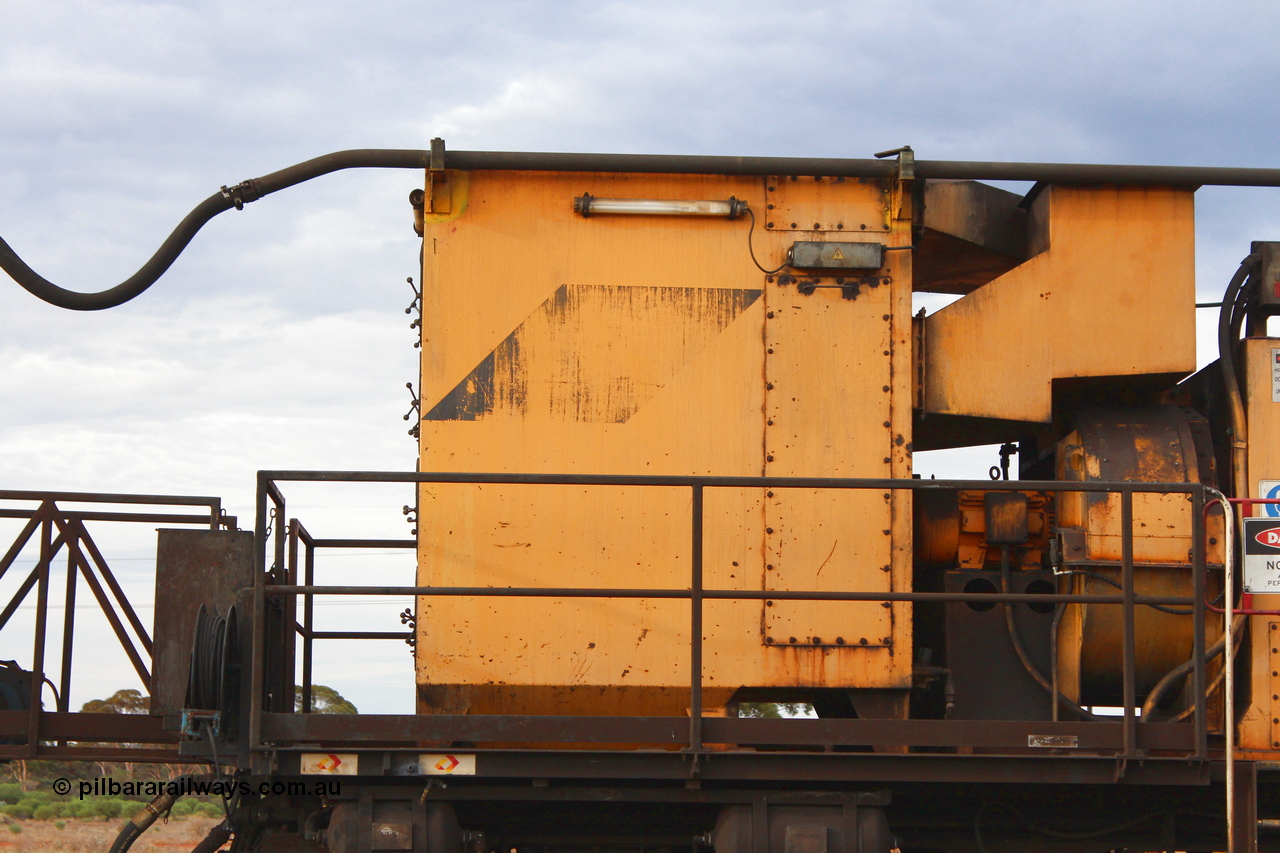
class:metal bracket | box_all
[874,146,915,182]
[794,276,891,299]
[404,383,421,438]
[180,708,221,738]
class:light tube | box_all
[574,194,747,219]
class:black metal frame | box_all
[0,474,1221,779]
[0,490,221,760]
[250,470,1215,776]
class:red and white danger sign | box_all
[1243,517,1280,592]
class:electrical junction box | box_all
[790,241,884,271]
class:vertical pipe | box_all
[1192,488,1208,760]
[28,512,52,758]
[287,519,299,714]
[250,474,269,750]
[302,533,314,714]
[1121,490,1136,759]
[57,537,78,714]
[689,483,704,752]
[1224,492,1238,853]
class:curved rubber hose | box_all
[1218,254,1260,496]
[0,149,430,311]
[1141,613,1245,719]
[999,547,1104,721]
[191,820,234,853]
[107,822,143,853]
[107,774,210,853]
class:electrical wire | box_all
[744,208,791,275]
[1057,568,1198,615]
[998,546,1105,721]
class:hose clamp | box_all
[220,180,263,211]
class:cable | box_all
[744,208,790,275]
[998,546,1105,721]
[1058,569,1197,615]
[0,149,431,311]
[1140,614,1243,719]
[1218,254,1261,497]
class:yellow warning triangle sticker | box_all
[831,247,845,260]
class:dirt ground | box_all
[0,816,222,852]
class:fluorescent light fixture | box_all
[574,193,748,219]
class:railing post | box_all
[302,527,315,714]
[250,474,270,751]
[689,483,704,753]
[1192,487,1208,759]
[1121,489,1137,759]
[28,508,53,757]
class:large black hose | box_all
[107,775,211,853]
[1218,253,1261,497]
[1131,258,1260,719]
[0,149,430,311]
[190,819,234,853]
[10,146,1280,311]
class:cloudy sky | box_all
[2,0,1280,714]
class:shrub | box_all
[54,820,66,830]
[0,783,22,804]
[3,802,33,820]
[65,800,97,819]
[193,801,223,818]
[8,822,20,834]
[91,798,131,820]
[32,803,65,820]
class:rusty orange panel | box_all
[923,185,1196,423]
[415,169,914,717]
[1238,340,1280,752]
[764,175,887,233]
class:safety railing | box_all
[0,490,223,760]
[284,519,415,714]
[252,472,1217,762]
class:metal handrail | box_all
[0,491,222,758]
[253,471,1218,758]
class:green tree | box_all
[80,689,148,714]
[738,702,808,718]
[294,685,357,714]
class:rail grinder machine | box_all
[4,144,1280,853]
